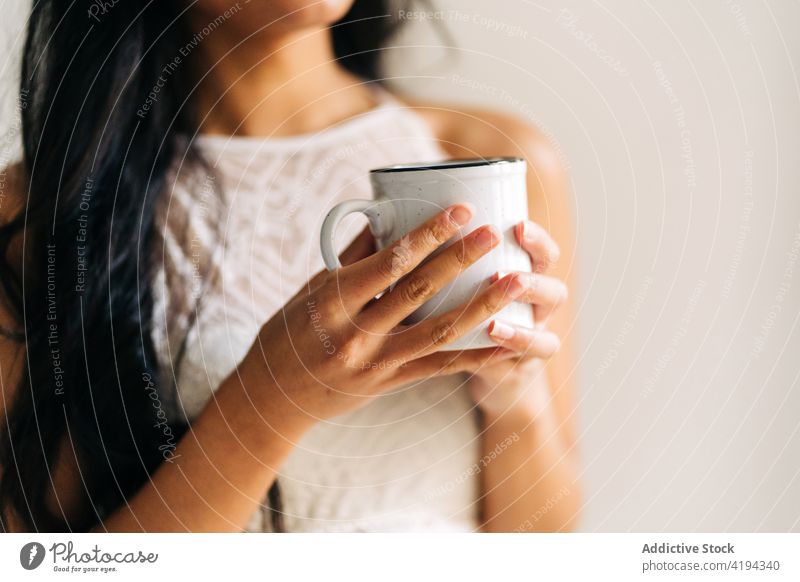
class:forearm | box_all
[95,366,308,532]
[478,391,581,532]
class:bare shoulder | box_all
[392,95,573,240]
[396,96,568,186]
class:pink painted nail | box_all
[522,220,560,263]
[506,274,526,297]
[489,320,515,340]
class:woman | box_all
[0,0,579,532]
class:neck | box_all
[190,25,378,137]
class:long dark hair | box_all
[0,0,413,532]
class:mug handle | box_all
[320,199,394,270]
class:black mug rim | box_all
[370,157,524,174]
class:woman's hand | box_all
[467,219,568,418]
[236,204,540,435]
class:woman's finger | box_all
[487,320,561,359]
[339,226,376,266]
[393,346,517,384]
[490,271,568,324]
[305,226,376,293]
[389,273,526,361]
[358,224,501,332]
[338,203,475,307]
[515,220,559,272]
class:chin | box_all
[194,0,356,35]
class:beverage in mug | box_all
[320,157,533,351]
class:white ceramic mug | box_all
[320,157,533,351]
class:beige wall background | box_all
[385,0,800,532]
[2,1,799,532]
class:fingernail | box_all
[475,225,500,250]
[520,221,530,241]
[522,220,560,263]
[506,273,526,297]
[489,320,515,340]
[447,204,474,226]
[489,270,507,283]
